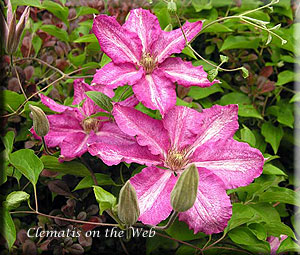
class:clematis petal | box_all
[188,104,239,154]
[132,71,176,116]
[190,139,264,189]
[73,79,92,105]
[87,122,161,166]
[113,104,170,156]
[93,15,142,64]
[92,62,144,89]
[60,132,89,159]
[159,57,219,87]
[93,84,115,98]
[118,95,139,107]
[123,8,160,52]
[43,112,84,148]
[40,94,75,113]
[130,166,177,225]
[151,21,202,64]
[162,106,201,150]
[178,168,232,234]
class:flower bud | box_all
[29,105,49,137]
[170,164,199,212]
[167,1,177,13]
[164,24,173,32]
[118,181,140,226]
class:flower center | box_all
[81,118,99,134]
[139,53,157,74]
[165,148,189,171]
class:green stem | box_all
[33,184,38,212]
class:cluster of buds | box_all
[0,0,30,55]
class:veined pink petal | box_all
[159,57,219,87]
[179,168,232,234]
[188,104,239,154]
[151,20,202,64]
[130,166,177,225]
[87,122,161,166]
[268,235,288,255]
[162,106,201,150]
[73,79,92,105]
[40,94,75,113]
[118,95,139,107]
[113,104,170,156]
[44,113,84,148]
[132,71,176,116]
[123,8,160,53]
[60,132,89,159]
[7,0,13,26]
[93,15,142,64]
[93,84,115,98]
[92,62,144,89]
[190,139,264,189]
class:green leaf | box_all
[1,90,25,113]
[248,223,267,240]
[276,70,295,85]
[220,36,260,51]
[261,122,283,154]
[73,174,116,191]
[220,92,251,105]
[85,91,113,112]
[264,222,296,239]
[0,208,16,250]
[188,84,223,100]
[32,35,42,55]
[1,131,15,154]
[11,0,42,8]
[263,164,287,176]
[41,155,91,177]
[40,25,69,42]
[9,149,44,185]
[290,92,300,103]
[192,0,212,12]
[182,46,197,59]
[93,186,116,215]
[229,227,264,245]
[100,53,112,68]
[241,67,249,78]
[165,219,205,241]
[74,34,98,43]
[277,237,300,254]
[207,68,218,82]
[77,6,99,16]
[42,0,69,24]
[259,187,300,206]
[276,102,294,128]
[248,203,281,224]
[240,125,256,147]
[201,22,233,33]
[68,49,86,67]
[3,191,30,211]
[238,105,263,119]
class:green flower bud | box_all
[118,181,140,226]
[29,105,49,137]
[170,164,199,212]
[167,1,177,13]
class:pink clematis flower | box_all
[92,8,217,115]
[93,104,264,234]
[267,235,288,255]
[30,79,152,163]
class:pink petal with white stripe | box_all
[159,57,218,87]
[88,122,161,166]
[151,20,202,64]
[130,166,177,225]
[132,71,176,116]
[113,104,170,156]
[60,132,89,159]
[40,94,75,113]
[179,168,232,234]
[73,79,92,105]
[93,15,142,64]
[162,106,201,150]
[189,104,239,154]
[92,62,144,89]
[123,8,160,52]
[44,112,84,148]
[190,139,264,189]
